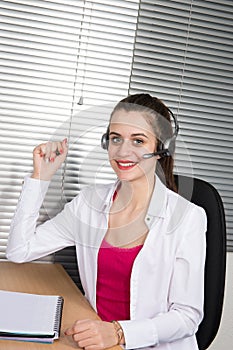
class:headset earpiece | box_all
[156,108,179,158]
[101,132,109,150]
[101,126,110,150]
[160,134,177,157]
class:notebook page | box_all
[0,290,60,336]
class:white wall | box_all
[208,252,233,349]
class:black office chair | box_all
[175,174,226,350]
[55,175,226,350]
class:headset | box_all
[101,107,179,159]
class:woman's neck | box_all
[116,175,155,211]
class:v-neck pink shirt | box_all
[96,238,143,321]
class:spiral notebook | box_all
[0,290,64,343]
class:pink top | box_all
[96,238,143,321]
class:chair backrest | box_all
[175,175,226,350]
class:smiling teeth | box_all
[118,162,135,167]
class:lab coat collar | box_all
[101,175,167,219]
[147,175,167,219]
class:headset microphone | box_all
[143,149,171,159]
[142,132,178,159]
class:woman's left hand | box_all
[65,319,118,350]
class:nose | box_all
[116,139,132,157]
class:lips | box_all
[116,160,138,170]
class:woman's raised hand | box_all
[31,138,68,181]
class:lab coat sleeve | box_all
[6,175,77,263]
[119,205,207,349]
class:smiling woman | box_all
[108,110,158,183]
[7,93,207,350]
[103,94,177,191]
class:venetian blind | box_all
[129,0,233,250]
[0,0,139,260]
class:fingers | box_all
[65,320,118,350]
[36,138,68,163]
[65,319,91,336]
[65,320,97,349]
[32,138,68,180]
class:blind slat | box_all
[0,0,139,261]
[130,0,233,250]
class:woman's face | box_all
[108,109,159,182]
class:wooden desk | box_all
[0,261,121,350]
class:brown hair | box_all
[110,93,177,192]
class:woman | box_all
[7,93,207,350]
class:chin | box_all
[116,170,145,183]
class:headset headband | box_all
[101,106,179,158]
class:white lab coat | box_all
[7,175,207,350]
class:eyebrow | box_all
[109,131,149,138]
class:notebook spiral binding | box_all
[54,296,64,336]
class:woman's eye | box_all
[111,136,122,144]
[133,139,144,145]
